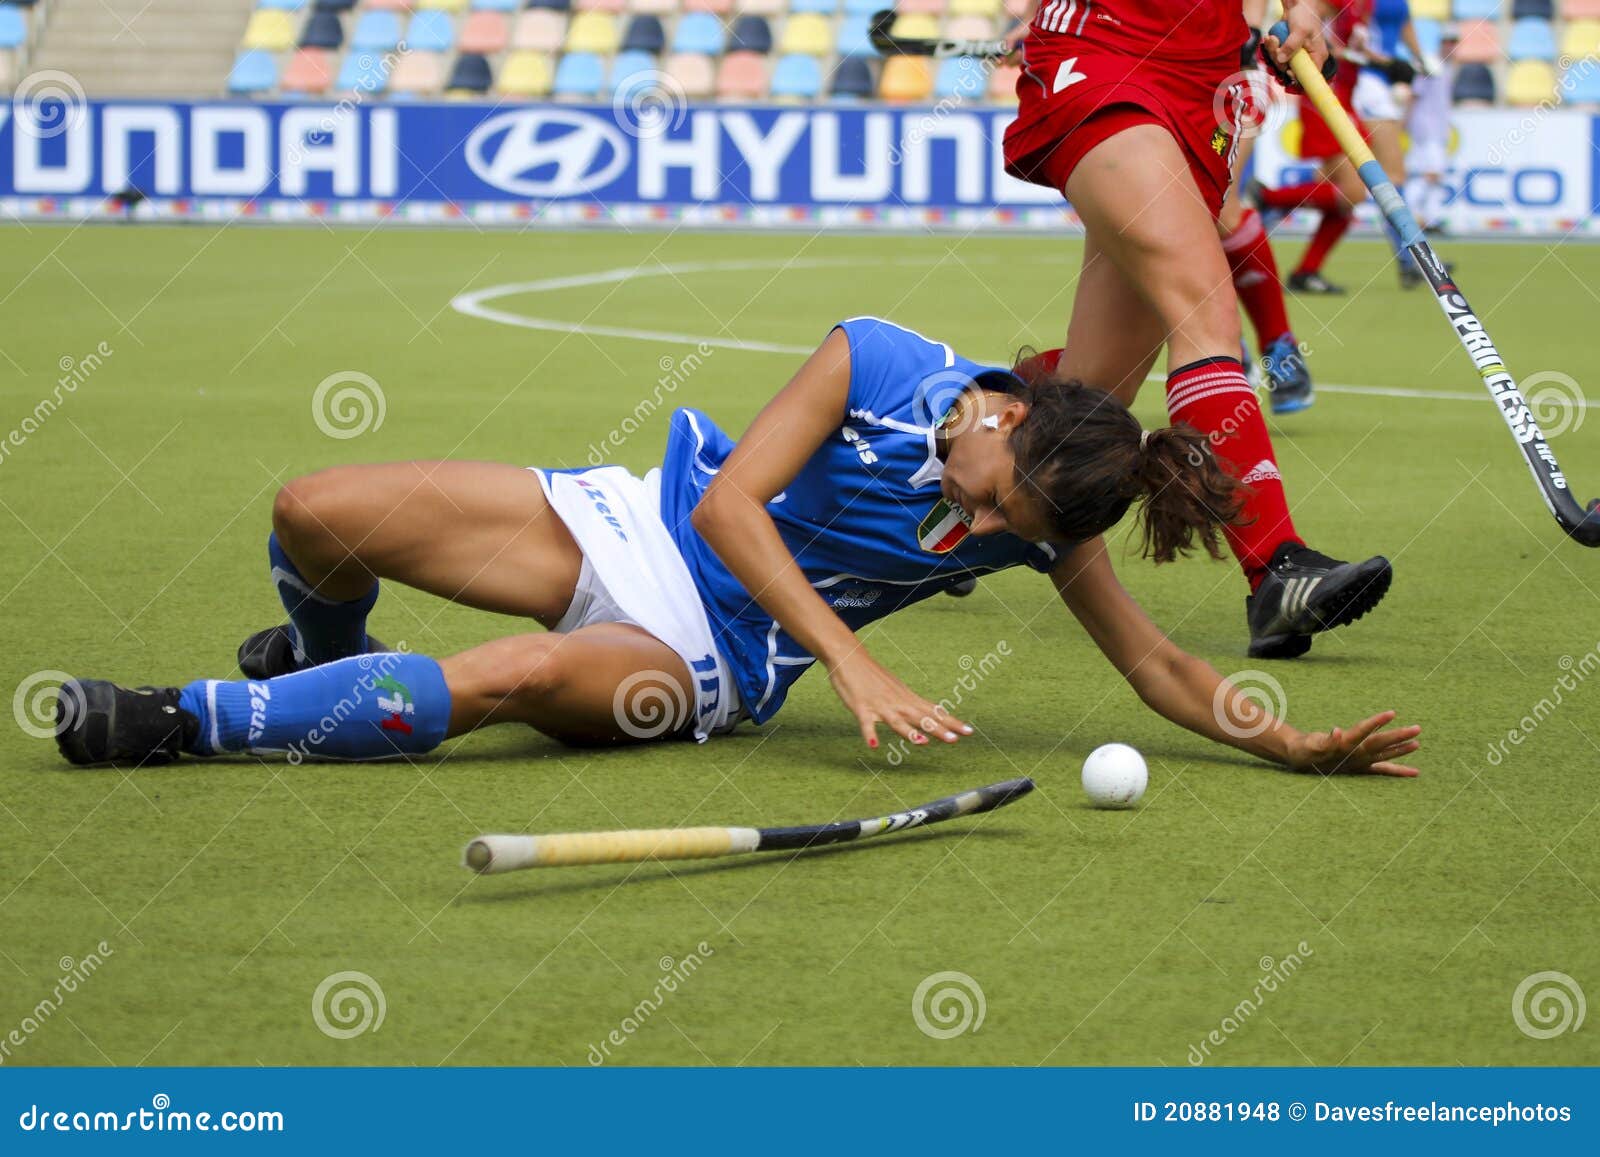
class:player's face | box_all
[940,405,1054,542]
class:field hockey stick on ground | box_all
[1270,21,1600,547]
[869,8,1010,59]
[463,777,1034,874]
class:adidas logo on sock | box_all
[1242,458,1282,484]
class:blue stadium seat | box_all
[770,53,822,98]
[299,10,344,49]
[621,14,666,53]
[337,50,391,92]
[313,0,357,10]
[526,0,572,10]
[447,52,492,93]
[472,0,520,10]
[1452,0,1499,19]
[553,51,605,96]
[730,14,773,53]
[0,5,26,48]
[260,0,310,9]
[227,49,279,94]
[790,0,838,12]
[349,10,401,51]
[611,49,657,93]
[843,0,883,13]
[1564,62,1600,103]
[673,12,725,55]
[1453,61,1495,102]
[837,15,873,56]
[1507,18,1556,60]
[407,11,456,53]
[1512,0,1553,19]
[934,55,985,99]
[1412,18,1442,58]
[829,54,874,98]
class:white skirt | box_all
[529,465,744,741]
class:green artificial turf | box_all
[1,224,1597,1067]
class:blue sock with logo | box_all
[177,653,451,759]
[269,532,379,667]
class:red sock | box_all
[1296,211,1353,276]
[1165,357,1302,588]
[1013,346,1064,384]
[1257,180,1344,213]
[1221,208,1291,349]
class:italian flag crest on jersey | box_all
[918,499,970,554]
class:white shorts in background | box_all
[1408,139,1448,176]
[530,465,745,741]
[1354,71,1403,123]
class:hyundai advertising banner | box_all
[0,99,1593,233]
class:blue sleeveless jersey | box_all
[1370,0,1410,60]
[659,317,1061,724]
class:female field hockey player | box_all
[999,0,1393,660]
[52,318,1421,779]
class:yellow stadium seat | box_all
[945,15,994,40]
[890,13,940,41]
[1409,0,1449,20]
[880,55,932,101]
[1506,59,1556,105]
[498,51,553,96]
[242,9,297,52]
[417,0,468,10]
[780,13,833,55]
[1561,19,1600,59]
[565,11,619,52]
[949,0,1001,15]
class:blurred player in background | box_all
[1350,0,1429,286]
[1249,0,1372,294]
[1405,23,1458,234]
[1001,0,1393,659]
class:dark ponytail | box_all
[1006,352,1247,561]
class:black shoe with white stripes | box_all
[237,624,387,680]
[1246,543,1392,659]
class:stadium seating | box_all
[205,0,1600,108]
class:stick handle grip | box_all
[464,827,760,873]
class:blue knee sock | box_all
[269,532,378,666]
[178,653,451,759]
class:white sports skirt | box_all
[529,465,745,742]
[1353,71,1403,123]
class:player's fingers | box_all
[1363,725,1422,754]
[1367,761,1421,778]
[919,704,972,742]
[1373,739,1421,762]
[857,712,881,749]
[1346,711,1397,746]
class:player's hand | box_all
[1260,6,1333,91]
[826,651,973,749]
[1002,22,1028,60]
[1285,711,1421,777]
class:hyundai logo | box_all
[465,110,629,198]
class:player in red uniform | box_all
[1249,0,1372,293]
[1002,0,1393,660]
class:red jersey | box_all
[1029,0,1247,62]
[1327,0,1373,98]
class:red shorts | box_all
[1296,90,1365,160]
[1002,37,1244,218]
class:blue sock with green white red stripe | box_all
[177,653,451,759]
[269,532,378,667]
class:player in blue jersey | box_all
[52,318,1420,778]
[1351,0,1428,285]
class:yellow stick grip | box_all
[1288,50,1378,169]
[464,826,760,873]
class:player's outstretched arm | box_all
[692,329,973,750]
[1051,539,1421,776]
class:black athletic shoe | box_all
[946,577,979,598]
[237,624,387,680]
[1246,543,1393,660]
[54,679,198,767]
[1288,271,1345,295]
[1399,262,1423,290]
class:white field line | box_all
[450,259,1597,409]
